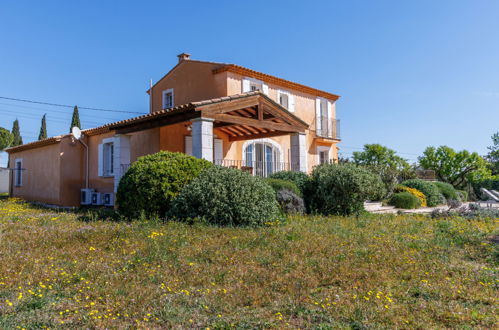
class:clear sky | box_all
[1,0,498,166]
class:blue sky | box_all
[1,0,498,166]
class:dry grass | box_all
[0,198,497,329]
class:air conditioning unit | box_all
[103,193,114,207]
[91,192,103,206]
[81,188,95,205]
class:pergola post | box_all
[290,132,307,172]
[192,117,214,162]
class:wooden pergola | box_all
[110,91,309,141]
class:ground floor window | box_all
[317,146,330,165]
[15,159,23,186]
[244,141,281,177]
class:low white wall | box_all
[0,168,9,193]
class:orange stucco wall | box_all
[150,60,227,112]
[10,143,62,205]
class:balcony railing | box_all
[214,159,297,177]
[315,118,340,140]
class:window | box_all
[315,98,332,137]
[277,90,294,111]
[317,146,330,165]
[103,142,114,176]
[99,138,115,177]
[162,88,174,109]
[243,140,281,177]
[279,93,289,109]
[14,159,23,187]
[242,77,268,94]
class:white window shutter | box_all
[242,79,250,93]
[289,94,295,112]
[98,143,104,177]
[214,139,223,163]
[185,136,192,156]
[262,83,269,95]
[315,98,322,134]
[326,101,333,137]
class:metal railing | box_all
[315,118,340,139]
[214,159,297,177]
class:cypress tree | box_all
[11,119,23,146]
[38,114,47,140]
[70,105,81,132]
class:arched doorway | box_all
[243,140,282,177]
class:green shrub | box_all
[117,151,212,219]
[366,164,398,198]
[307,163,386,216]
[456,190,468,202]
[433,181,459,201]
[401,179,442,207]
[264,178,301,196]
[269,171,309,194]
[388,192,421,209]
[276,189,305,215]
[169,166,280,226]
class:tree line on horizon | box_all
[0,106,81,150]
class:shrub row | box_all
[389,192,420,209]
[400,179,443,207]
[394,184,427,207]
[118,152,389,224]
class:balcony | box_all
[314,117,340,140]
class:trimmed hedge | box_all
[433,181,459,201]
[400,179,442,207]
[307,163,386,215]
[394,184,427,207]
[264,178,301,196]
[269,171,309,194]
[389,192,421,209]
[117,151,212,219]
[169,166,280,226]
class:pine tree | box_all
[70,105,81,132]
[11,119,23,146]
[38,114,47,140]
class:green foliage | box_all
[485,132,499,175]
[276,189,305,215]
[472,177,499,198]
[11,119,23,146]
[0,127,13,150]
[307,163,386,216]
[38,114,47,140]
[388,192,421,209]
[269,171,309,194]
[264,178,301,196]
[456,190,468,202]
[70,106,81,132]
[353,144,412,172]
[169,166,280,226]
[433,181,459,201]
[366,164,398,198]
[117,151,213,219]
[401,179,442,207]
[418,146,491,189]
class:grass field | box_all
[0,198,497,329]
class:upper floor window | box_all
[242,77,268,95]
[277,90,295,112]
[14,159,23,187]
[162,88,174,109]
[315,98,332,138]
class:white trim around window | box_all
[162,88,174,109]
[98,137,115,178]
[242,77,268,95]
[14,158,23,187]
[316,146,330,165]
[277,90,295,112]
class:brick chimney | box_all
[177,53,191,63]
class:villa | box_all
[6,53,341,207]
